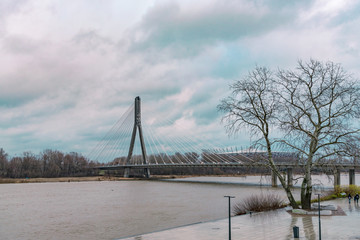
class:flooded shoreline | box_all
[0,174,359,239]
[0,177,299,239]
[1,172,359,186]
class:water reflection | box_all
[287,215,316,239]
[287,216,299,239]
[248,209,282,225]
[302,217,316,239]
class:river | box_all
[0,174,358,240]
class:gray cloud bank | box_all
[0,0,359,158]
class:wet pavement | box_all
[120,198,360,240]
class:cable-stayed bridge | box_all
[88,97,265,176]
[89,97,360,187]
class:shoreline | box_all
[0,174,262,184]
[0,176,131,184]
[0,173,335,186]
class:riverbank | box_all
[0,173,356,188]
[0,176,128,184]
[0,174,252,184]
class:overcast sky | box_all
[0,0,359,158]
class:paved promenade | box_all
[121,198,360,240]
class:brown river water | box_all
[0,174,357,240]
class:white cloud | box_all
[166,88,195,104]
[299,0,356,23]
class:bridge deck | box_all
[97,162,360,170]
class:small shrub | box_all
[233,193,285,215]
[330,194,337,199]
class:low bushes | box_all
[233,187,358,216]
[233,193,285,215]
[310,192,337,203]
[334,185,360,197]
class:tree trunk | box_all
[285,186,299,209]
[300,169,312,209]
[266,137,299,209]
[275,170,299,209]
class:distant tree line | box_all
[0,148,98,178]
[0,147,311,178]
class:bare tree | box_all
[8,157,23,178]
[0,148,8,177]
[219,60,360,209]
[218,66,299,208]
[22,152,41,178]
[341,135,360,164]
[276,59,360,209]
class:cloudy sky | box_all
[0,0,359,159]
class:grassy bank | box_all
[0,176,131,184]
[0,175,186,184]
